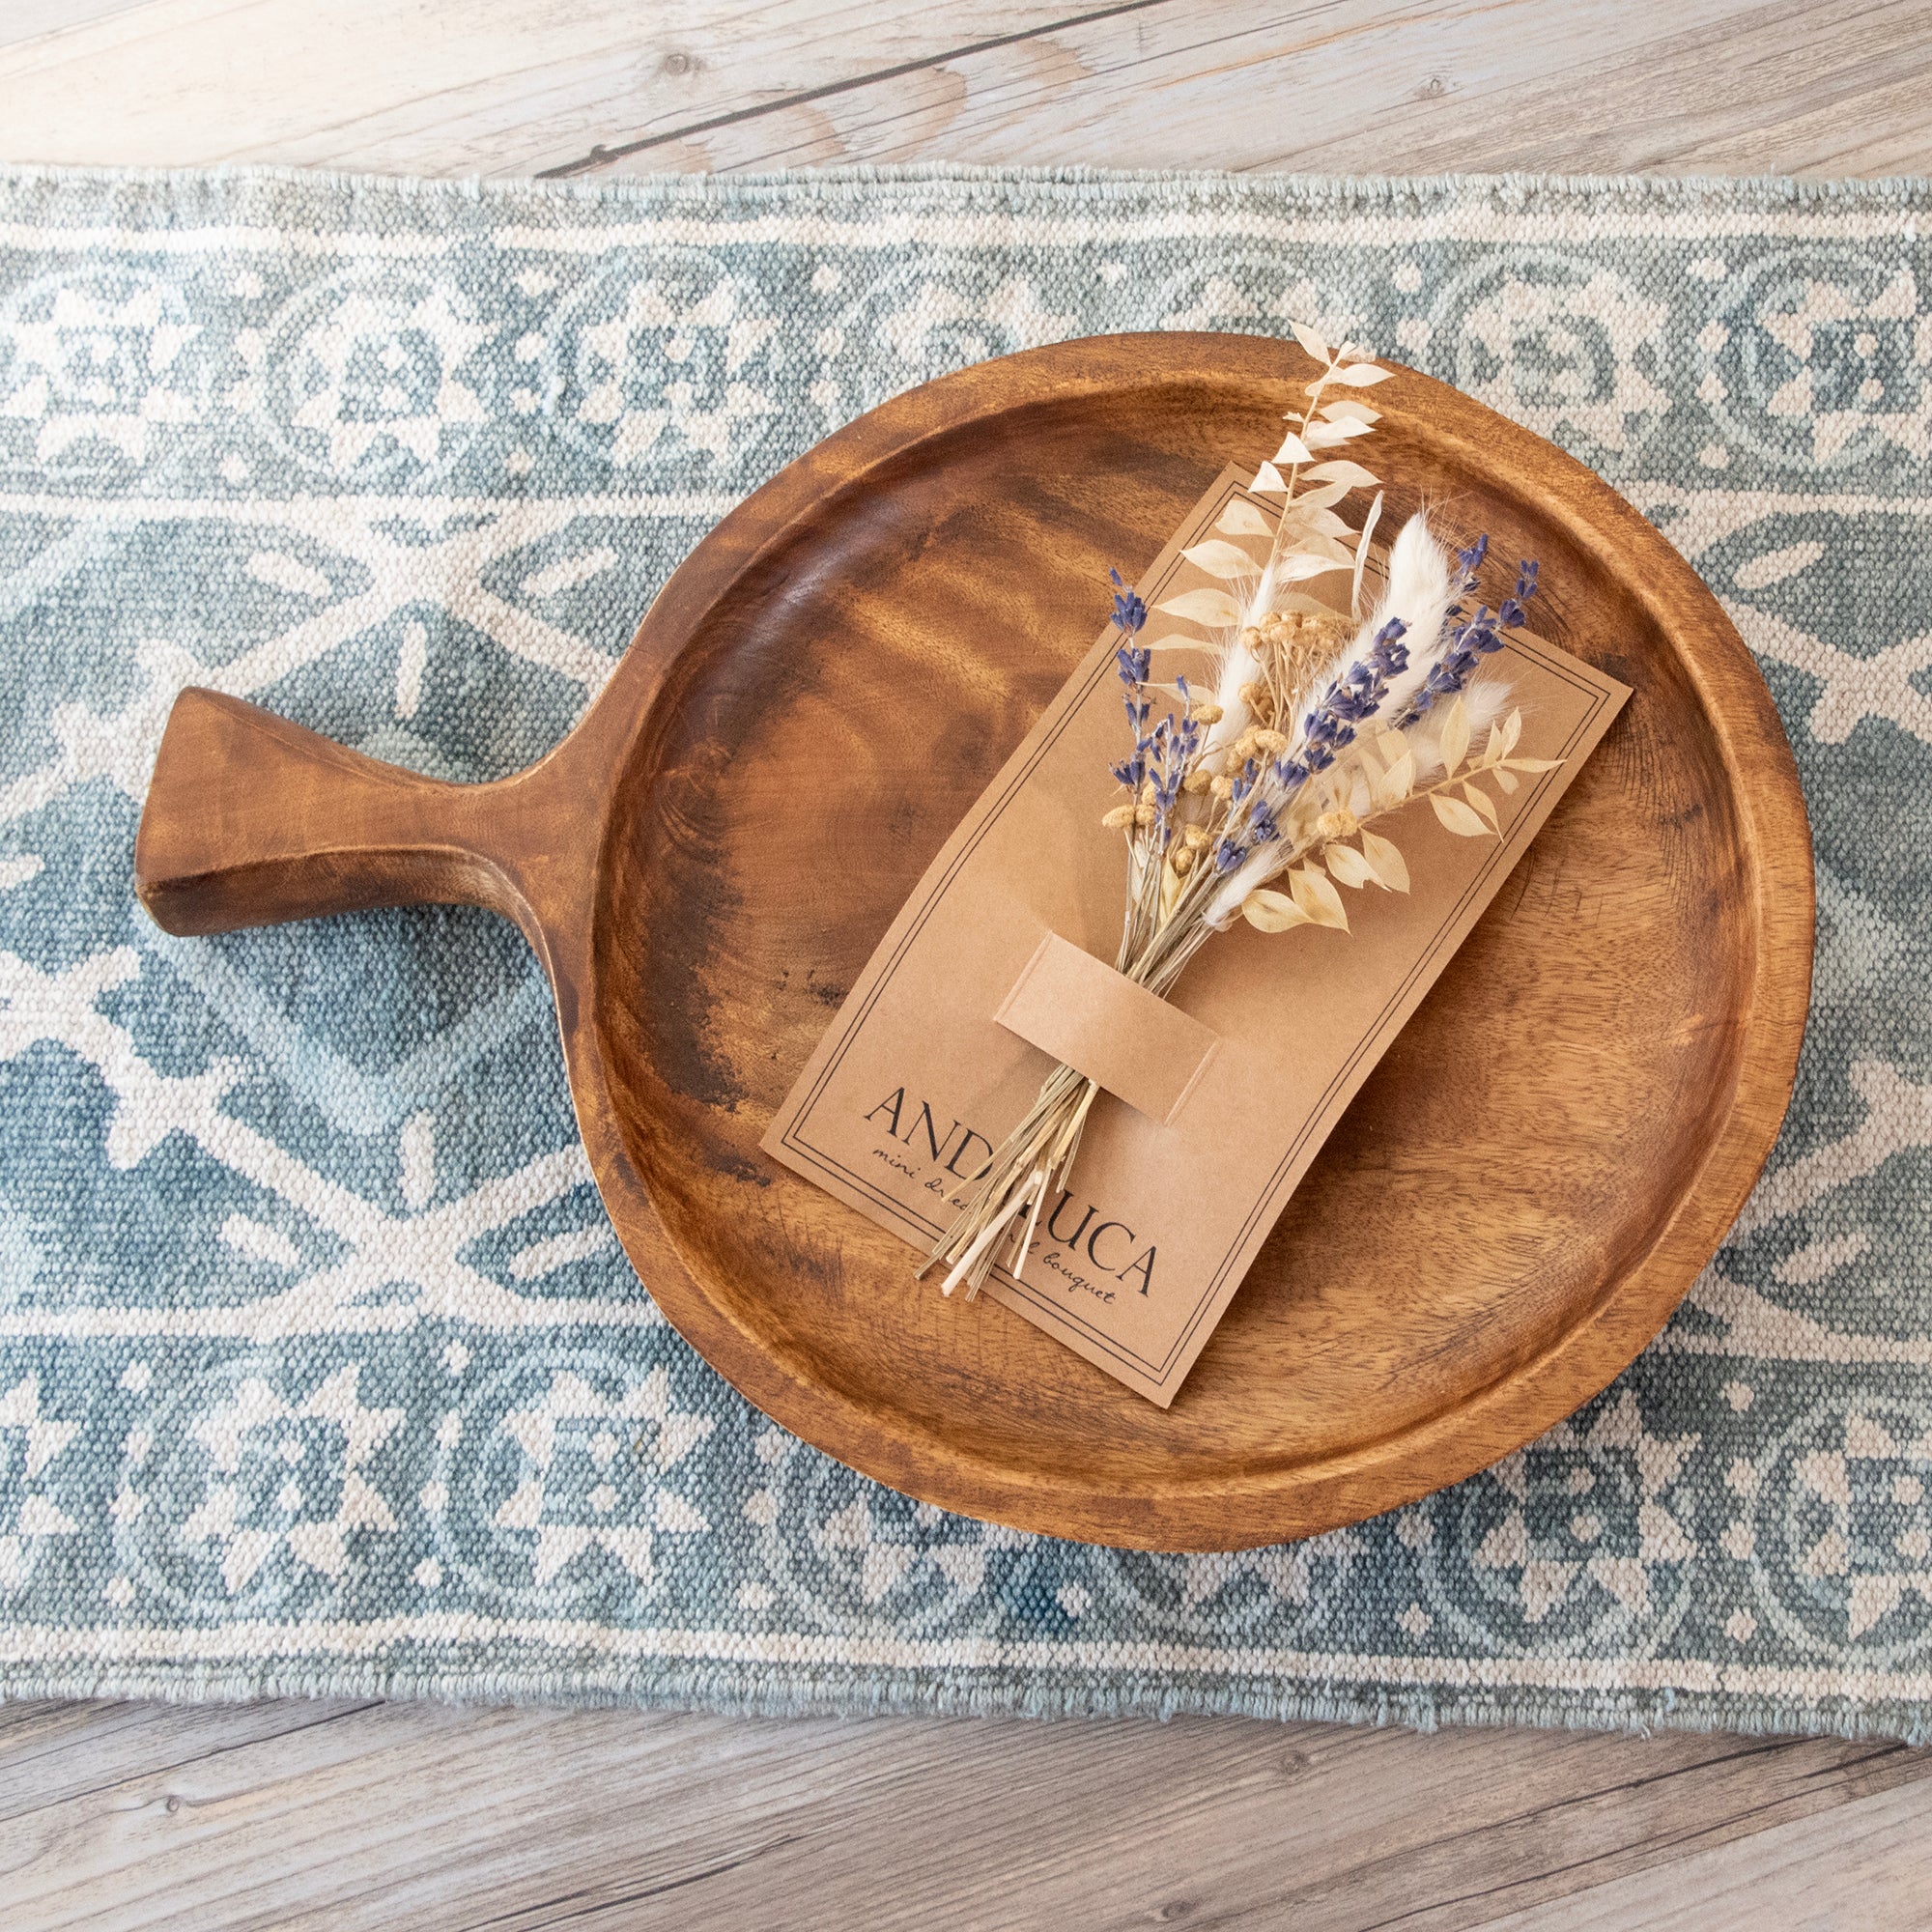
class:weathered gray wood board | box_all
[2,0,1929,181]
[7,1694,1932,1929]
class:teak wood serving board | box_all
[134,334,1813,1552]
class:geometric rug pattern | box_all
[1,164,1929,1736]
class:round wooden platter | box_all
[135,333,1813,1552]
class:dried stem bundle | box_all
[923,327,1549,1300]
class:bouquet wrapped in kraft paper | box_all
[765,334,1628,1406]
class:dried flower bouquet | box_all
[923,327,1556,1300]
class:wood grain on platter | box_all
[134,333,1813,1550]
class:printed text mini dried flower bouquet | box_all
[923,326,1557,1299]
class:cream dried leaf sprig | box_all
[923,331,1547,1301]
[1236,696,1561,935]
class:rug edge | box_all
[5,1658,1930,1747]
[0,157,1929,215]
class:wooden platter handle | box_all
[133,688,600,959]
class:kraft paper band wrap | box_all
[994,931,1221,1127]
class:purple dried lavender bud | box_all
[1304,706,1356,748]
[1329,679,1381,724]
[1367,616,1409,677]
[1109,567,1149,635]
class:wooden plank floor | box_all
[4,3,1932,1925]
[10,1694,1932,1929]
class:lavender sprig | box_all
[1390,556,1537,730]
[1108,568,1154,791]
[1107,580,1206,854]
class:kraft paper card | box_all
[763,469,1631,1406]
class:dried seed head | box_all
[1101,804,1137,829]
[1139,779,1157,804]
[1171,844,1196,875]
[1182,824,1210,850]
[1263,609,1353,706]
[1304,613,1352,655]
[1317,808,1358,841]
[1191,700,1225,725]
[1135,802,1157,826]
[1254,729,1291,754]
[1182,767,1214,794]
[1209,775,1236,801]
